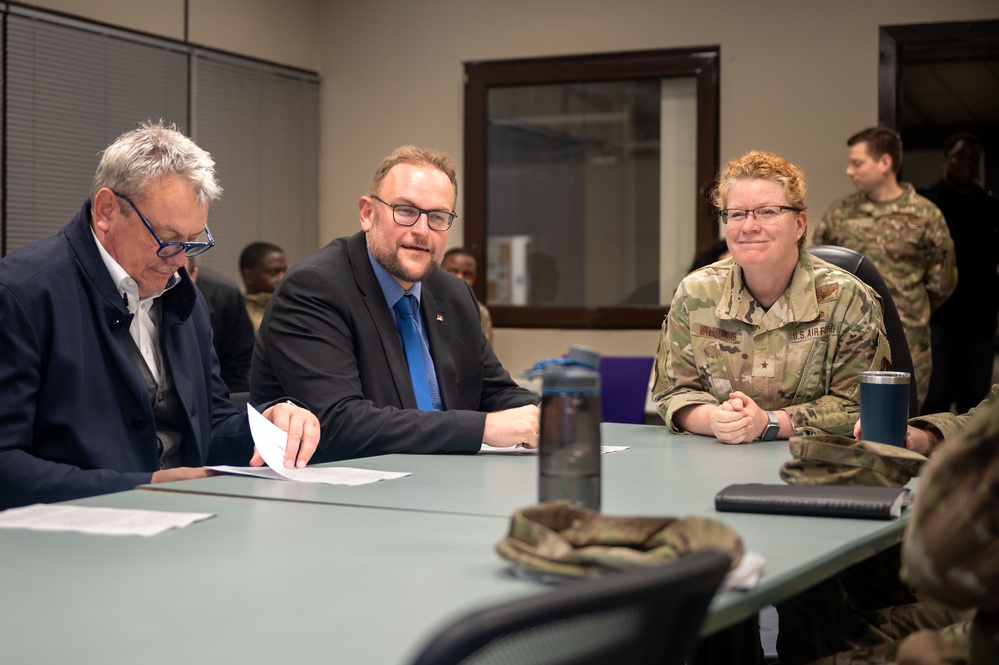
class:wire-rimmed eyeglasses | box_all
[113,191,215,257]
[371,195,456,232]
[718,205,802,225]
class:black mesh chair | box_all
[408,550,731,665]
[807,245,919,417]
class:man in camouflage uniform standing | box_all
[813,128,957,410]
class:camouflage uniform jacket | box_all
[910,384,999,444]
[653,251,890,437]
[478,300,493,344]
[243,291,271,333]
[813,183,957,406]
[901,393,999,664]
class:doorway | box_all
[879,19,999,189]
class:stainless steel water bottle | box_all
[535,345,602,510]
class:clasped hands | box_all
[710,390,769,445]
[151,401,321,484]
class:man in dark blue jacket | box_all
[0,121,319,510]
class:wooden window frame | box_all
[463,47,720,329]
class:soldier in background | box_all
[441,247,493,343]
[239,241,287,332]
[918,133,999,415]
[813,127,957,410]
[187,257,254,393]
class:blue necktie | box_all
[394,295,433,411]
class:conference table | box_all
[0,424,910,664]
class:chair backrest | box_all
[229,391,251,414]
[599,356,655,424]
[408,550,731,665]
[807,245,919,417]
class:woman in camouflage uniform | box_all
[653,150,891,443]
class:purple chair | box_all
[599,356,655,424]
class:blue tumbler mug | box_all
[858,371,910,447]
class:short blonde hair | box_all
[368,145,457,209]
[711,150,808,246]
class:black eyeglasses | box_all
[371,195,456,232]
[113,191,215,257]
[719,205,802,225]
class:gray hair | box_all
[90,119,222,207]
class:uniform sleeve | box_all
[901,396,999,611]
[909,385,999,448]
[651,282,721,431]
[922,204,958,313]
[783,281,891,436]
[811,204,833,245]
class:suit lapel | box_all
[421,284,455,407]
[347,233,418,408]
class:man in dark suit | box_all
[0,120,319,510]
[188,258,255,393]
[251,145,539,462]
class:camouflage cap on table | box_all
[495,500,743,579]
[780,434,927,487]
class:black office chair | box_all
[807,245,919,417]
[408,550,731,665]
[229,391,251,414]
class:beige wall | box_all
[27,0,320,71]
[316,0,997,371]
[18,0,999,371]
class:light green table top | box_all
[140,424,909,636]
[0,424,911,663]
[0,491,536,665]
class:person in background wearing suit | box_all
[239,241,287,332]
[441,247,493,343]
[187,256,255,392]
[0,121,319,510]
[251,145,539,462]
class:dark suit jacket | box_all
[251,231,537,461]
[0,202,256,509]
[194,266,255,392]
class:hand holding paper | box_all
[251,401,321,468]
[240,407,410,486]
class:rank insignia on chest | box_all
[753,356,776,378]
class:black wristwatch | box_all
[760,411,780,441]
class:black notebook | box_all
[715,483,912,520]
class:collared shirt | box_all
[92,228,179,382]
[367,251,443,411]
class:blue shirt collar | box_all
[367,249,422,309]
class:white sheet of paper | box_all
[223,406,410,486]
[478,444,629,455]
[0,504,214,537]
[209,464,410,486]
